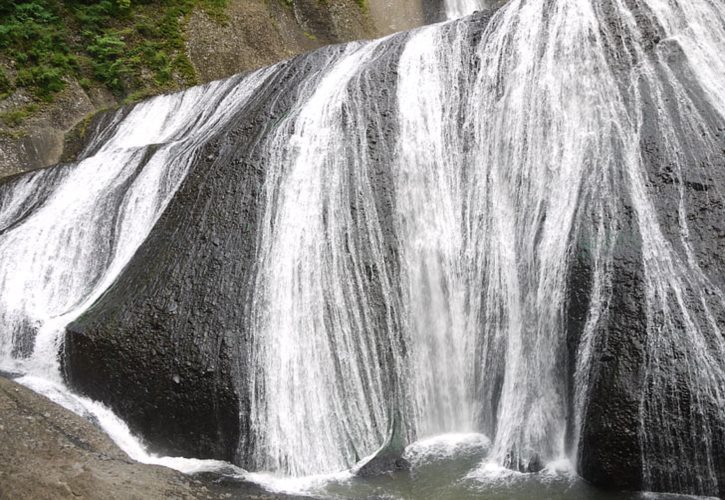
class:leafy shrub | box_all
[88,31,130,92]
[16,66,65,99]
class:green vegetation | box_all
[0,0,227,110]
[0,104,39,127]
[0,67,12,98]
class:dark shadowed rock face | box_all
[577,201,647,491]
[61,28,413,465]
[62,57,329,462]
[577,8,725,495]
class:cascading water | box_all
[0,70,271,413]
[443,0,486,20]
[246,0,725,492]
[396,22,476,438]
[248,40,401,475]
[443,0,508,21]
[0,0,724,497]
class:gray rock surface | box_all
[0,377,308,500]
[0,376,212,500]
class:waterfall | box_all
[248,40,401,475]
[0,71,271,379]
[245,0,725,491]
[443,0,504,20]
[0,0,724,496]
[396,23,475,438]
[444,0,486,19]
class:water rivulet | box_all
[1,1,724,496]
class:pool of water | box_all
[206,434,712,500]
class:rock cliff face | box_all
[184,0,375,84]
[0,0,432,180]
[62,51,346,463]
[576,15,725,495]
[0,80,116,179]
[61,24,411,465]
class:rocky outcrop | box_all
[60,10,418,464]
[0,79,115,179]
[368,0,429,35]
[0,376,211,500]
[576,201,647,491]
[184,0,376,84]
[0,376,309,499]
[354,410,410,477]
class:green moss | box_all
[78,77,92,91]
[0,0,228,111]
[123,87,160,105]
[77,110,97,137]
[0,67,12,98]
[197,0,229,23]
[0,128,28,139]
[0,104,39,127]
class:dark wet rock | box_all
[526,454,544,474]
[61,60,319,463]
[356,455,411,478]
[577,199,647,492]
[502,447,544,474]
[578,18,725,495]
[355,411,410,477]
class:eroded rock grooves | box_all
[0,1,723,497]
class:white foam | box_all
[245,469,353,496]
[466,457,576,484]
[404,433,490,466]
